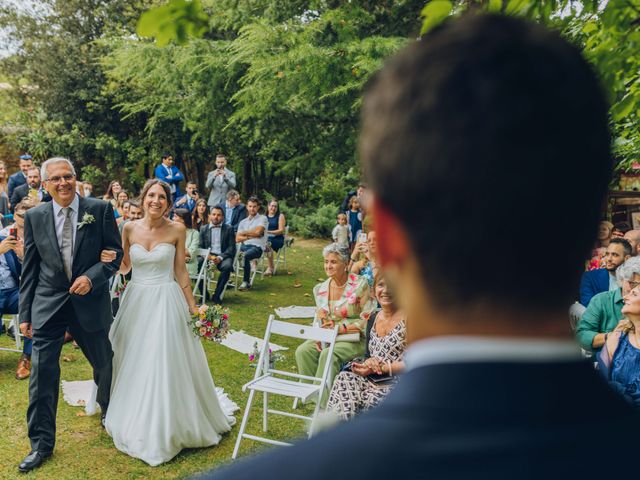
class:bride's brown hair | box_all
[139,179,173,214]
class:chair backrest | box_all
[269,318,336,343]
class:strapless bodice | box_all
[129,243,175,284]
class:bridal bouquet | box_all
[190,304,230,343]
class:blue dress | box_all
[267,214,284,251]
[347,210,362,243]
[610,333,640,406]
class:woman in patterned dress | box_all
[327,271,406,420]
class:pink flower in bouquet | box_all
[199,327,207,336]
[222,314,229,320]
[199,305,208,315]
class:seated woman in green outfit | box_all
[295,243,375,407]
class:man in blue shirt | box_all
[579,237,631,307]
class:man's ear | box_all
[371,195,411,269]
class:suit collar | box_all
[73,196,89,257]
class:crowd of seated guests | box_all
[327,271,406,420]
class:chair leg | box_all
[263,392,268,432]
[12,315,20,350]
[292,397,298,409]
[232,389,256,459]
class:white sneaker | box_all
[239,282,250,291]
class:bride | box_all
[104,179,236,466]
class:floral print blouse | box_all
[313,273,374,331]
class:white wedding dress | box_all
[105,242,236,466]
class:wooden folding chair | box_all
[231,315,339,459]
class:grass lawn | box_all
[0,238,327,479]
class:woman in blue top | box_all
[264,199,286,276]
[599,285,640,406]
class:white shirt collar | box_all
[404,336,582,371]
[52,194,80,217]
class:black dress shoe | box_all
[18,451,52,473]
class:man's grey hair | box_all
[616,256,640,284]
[322,243,350,263]
[41,157,76,181]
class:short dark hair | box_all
[226,190,240,200]
[211,205,225,217]
[610,238,633,257]
[360,14,611,312]
[128,199,140,209]
[247,196,260,207]
[174,208,193,229]
[187,180,197,187]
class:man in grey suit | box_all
[18,157,123,473]
[206,154,236,207]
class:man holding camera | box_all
[175,181,199,212]
[206,154,236,207]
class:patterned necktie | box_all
[61,207,73,280]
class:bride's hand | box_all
[189,305,199,316]
[100,249,117,263]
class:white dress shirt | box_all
[237,214,269,250]
[404,336,582,371]
[210,224,222,255]
[52,194,79,251]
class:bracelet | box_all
[181,284,190,289]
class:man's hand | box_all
[20,322,33,339]
[100,249,117,263]
[69,275,92,296]
[208,255,221,265]
[0,236,17,255]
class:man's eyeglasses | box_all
[47,174,75,184]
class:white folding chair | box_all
[231,315,339,459]
[271,226,290,275]
[192,248,212,303]
[234,245,265,286]
[226,247,242,291]
[0,315,23,353]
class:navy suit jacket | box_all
[154,164,185,198]
[205,360,640,480]
[0,235,21,284]
[7,172,26,200]
[579,268,610,307]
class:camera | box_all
[192,189,198,196]
[8,227,17,238]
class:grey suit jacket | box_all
[206,168,236,206]
[19,196,123,332]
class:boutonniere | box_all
[77,212,95,230]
